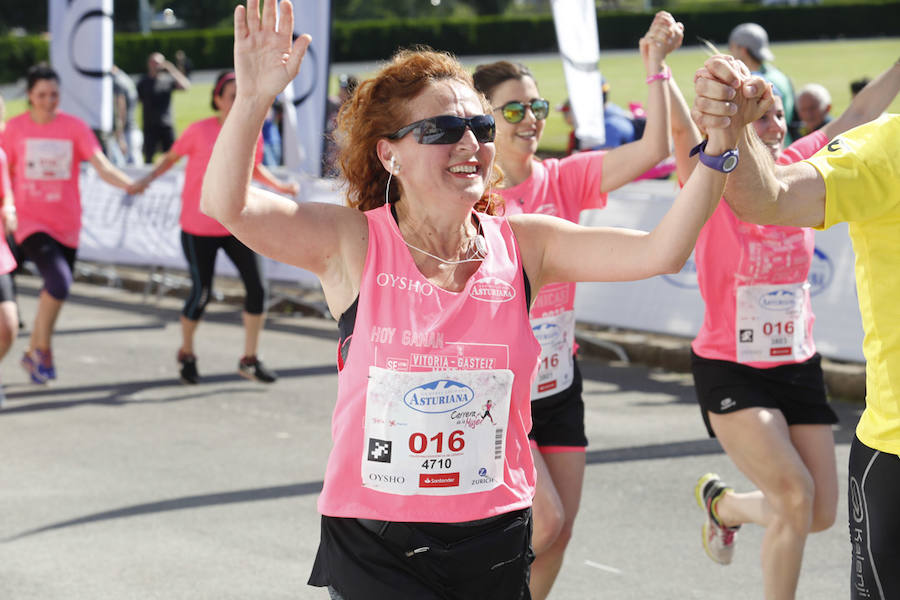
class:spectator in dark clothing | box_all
[137,52,191,164]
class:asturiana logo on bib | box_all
[469,277,516,303]
[531,322,560,343]
[404,380,475,413]
[759,288,796,310]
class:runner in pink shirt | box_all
[199,2,738,596]
[136,70,298,384]
[473,13,682,598]
[0,96,21,407]
[1,65,142,385]
[671,59,900,598]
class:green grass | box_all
[4,37,898,157]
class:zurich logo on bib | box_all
[403,380,475,414]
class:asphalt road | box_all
[0,274,860,599]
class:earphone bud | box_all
[390,156,399,174]
[472,234,488,258]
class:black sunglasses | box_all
[388,114,496,145]
[495,98,550,124]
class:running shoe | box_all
[20,351,48,384]
[35,348,56,381]
[695,472,740,565]
[178,351,200,385]
[238,356,278,384]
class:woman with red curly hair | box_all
[202,2,743,597]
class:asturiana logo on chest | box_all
[469,277,516,303]
[759,288,797,310]
[403,380,475,413]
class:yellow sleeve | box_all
[805,114,900,230]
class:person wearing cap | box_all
[729,23,798,143]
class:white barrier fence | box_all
[77,166,340,288]
[76,171,865,362]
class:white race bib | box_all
[735,282,813,363]
[530,310,575,400]
[24,139,73,181]
[362,366,513,496]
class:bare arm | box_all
[513,142,729,289]
[692,55,826,227]
[821,59,900,141]
[134,149,182,189]
[599,11,677,193]
[513,106,748,290]
[162,59,192,91]
[252,163,300,196]
[88,150,142,194]
[201,0,365,318]
[668,73,702,184]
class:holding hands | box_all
[233,0,311,107]
[691,54,775,148]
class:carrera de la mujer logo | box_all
[470,277,516,302]
[759,288,796,310]
[404,380,475,414]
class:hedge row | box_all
[1,2,898,84]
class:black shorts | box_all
[528,357,588,449]
[308,509,533,600]
[848,435,900,600]
[691,350,838,438]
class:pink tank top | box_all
[498,153,607,398]
[691,131,828,367]
[317,203,540,522]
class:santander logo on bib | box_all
[469,277,516,303]
[759,288,797,310]
[404,380,475,414]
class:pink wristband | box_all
[646,67,671,84]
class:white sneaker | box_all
[695,472,740,565]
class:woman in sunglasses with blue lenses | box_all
[473,12,683,600]
[203,2,743,598]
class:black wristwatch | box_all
[690,140,739,173]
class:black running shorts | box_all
[528,357,588,449]
[691,350,837,438]
[309,509,534,600]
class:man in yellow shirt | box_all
[692,54,900,600]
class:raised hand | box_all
[691,54,774,143]
[640,11,683,68]
[233,0,311,104]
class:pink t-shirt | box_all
[0,148,18,275]
[318,204,540,522]
[1,112,100,247]
[171,116,263,236]
[691,131,829,367]
[497,152,606,397]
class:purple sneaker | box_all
[21,351,48,384]
[34,349,56,381]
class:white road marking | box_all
[584,560,623,574]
